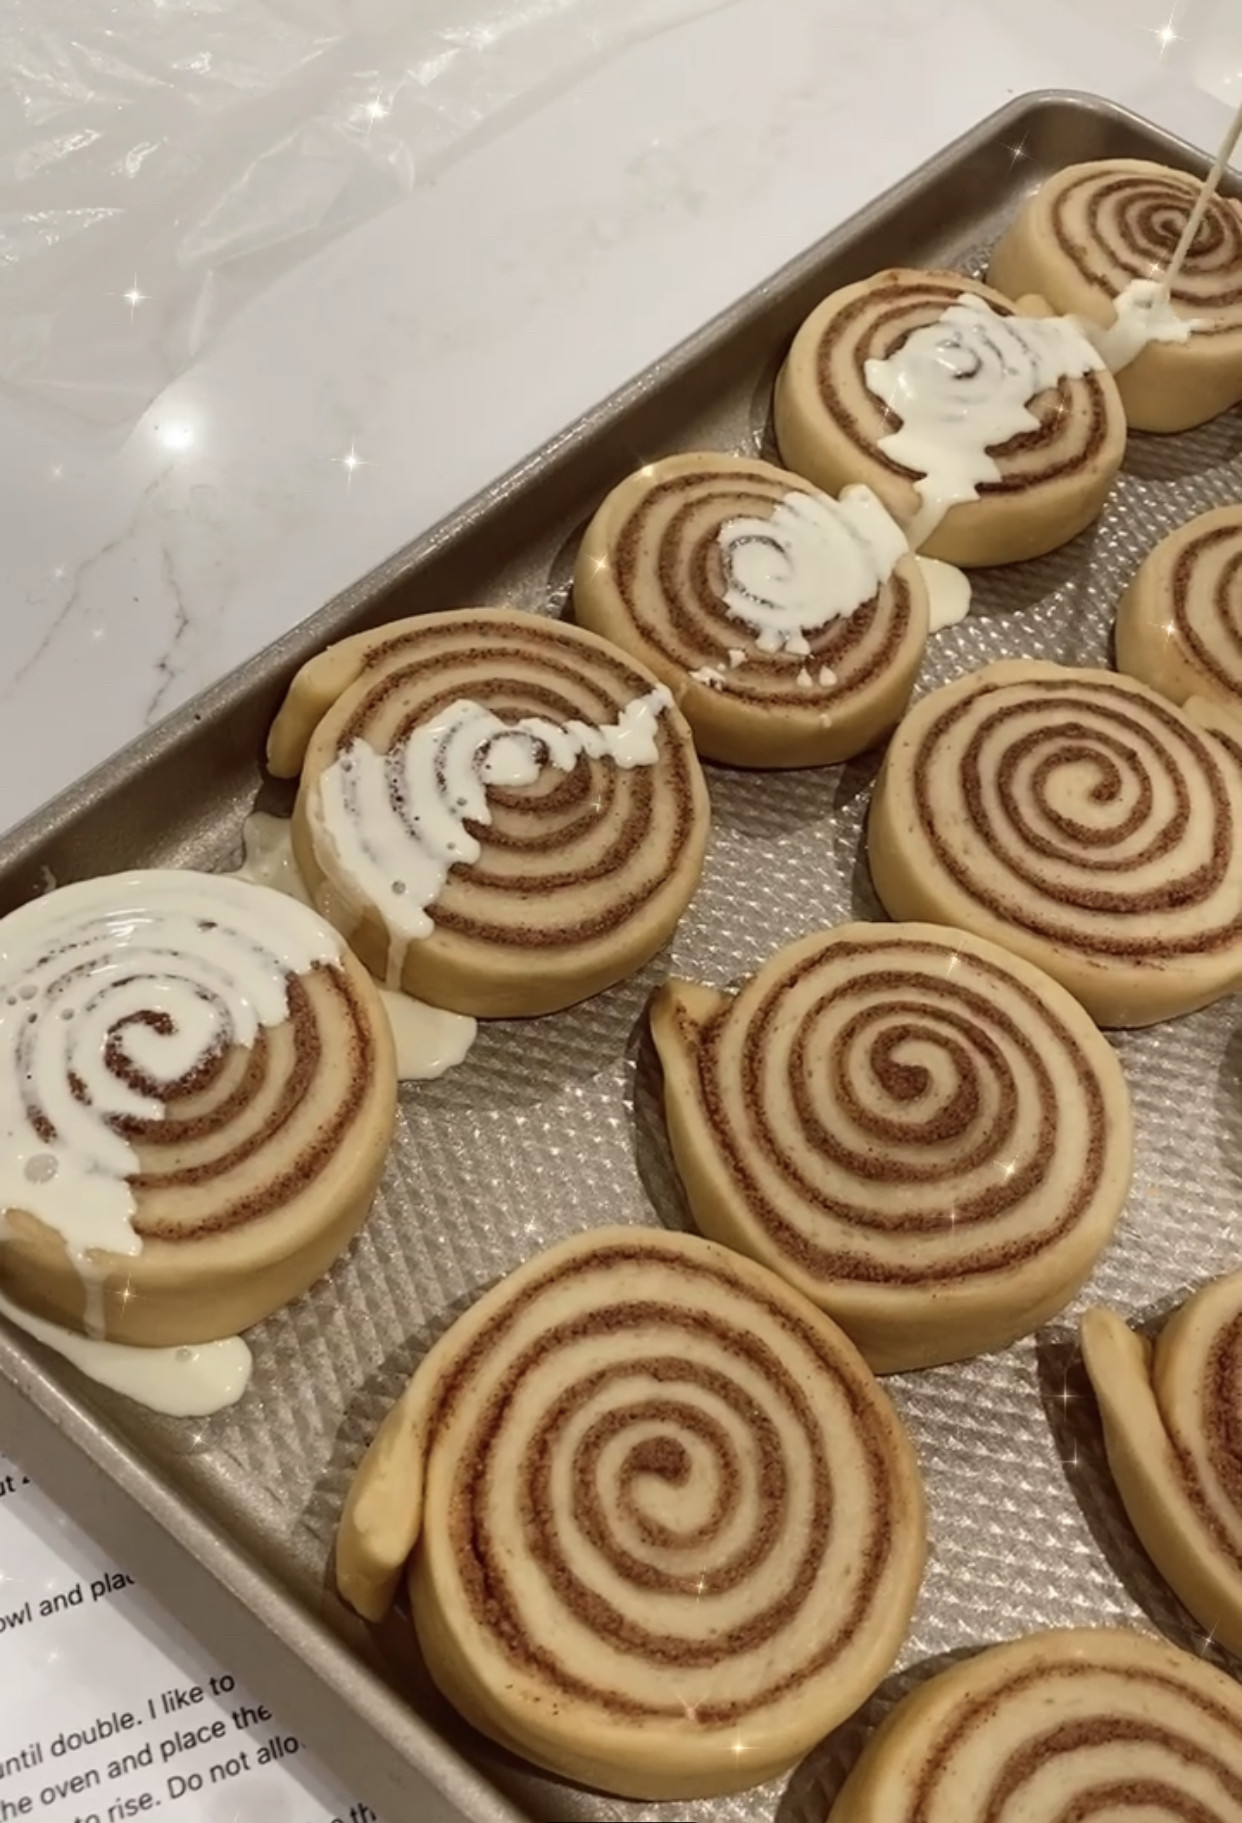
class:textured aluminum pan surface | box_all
[2,89,1239,1823]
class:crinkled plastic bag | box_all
[0,0,732,431]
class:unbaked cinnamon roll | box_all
[652,922,1131,1372]
[1082,1274,1242,1656]
[829,1626,1242,1820]
[337,1227,925,1800]
[990,158,1242,432]
[868,660,1242,1026]
[773,268,1125,566]
[0,871,396,1346]
[1117,505,1242,716]
[573,453,927,766]
[267,609,710,1019]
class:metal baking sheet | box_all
[3,87,1241,1823]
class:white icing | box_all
[225,815,475,1081]
[0,872,339,1264]
[818,665,837,687]
[1087,279,1196,371]
[376,989,476,1082]
[795,667,813,689]
[727,648,746,669]
[313,689,672,947]
[716,485,907,655]
[689,664,727,689]
[864,293,1104,548]
[232,811,312,903]
[916,556,973,632]
[0,1287,252,1416]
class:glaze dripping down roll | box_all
[1117,505,1242,716]
[267,609,710,1019]
[829,1626,1242,1821]
[573,453,928,767]
[1082,1275,1242,1656]
[990,158,1242,432]
[773,268,1126,566]
[0,872,396,1346]
[651,923,1131,1372]
[868,660,1242,1027]
[336,1227,925,1801]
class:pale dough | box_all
[573,452,929,767]
[1116,504,1242,717]
[990,157,1242,433]
[336,1227,925,1801]
[829,1626,1242,1820]
[773,267,1125,566]
[268,608,710,1019]
[651,921,1131,1373]
[1082,1277,1242,1656]
[868,659,1242,1026]
[0,885,396,1346]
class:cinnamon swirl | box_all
[773,268,1125,567]
[1117,505,1242,717]
[267,609,710,1019]
[868,660,1242,1027]
[336,1227,925,1800]
[573,453,928,767]
[829,1627,1242,1821]
[990,158,1242,432]
[1082,1276,1242,1656]
[0,871,396,1347]
[651,922,1131,1373]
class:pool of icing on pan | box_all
[64,210,1242,1820]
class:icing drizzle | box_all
[0,871,339,1263]
[314,688,672,946]
[0,1287,252,1416]
[716,486,907,655]
[864,294,1104,546]
[227,813,476,1080]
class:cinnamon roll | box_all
[868,660,1242,1026]
[336,1227,925,1800]
[773,268,1125,567]
[267,609,710,1019]
[572,453,928,767]
[990,158,1242,432]
[1117,505,1242,717]
[0,871,396,1347]
[829,1627,1242,1821]
[651,923,1131,1373]
[1082,1276,1242,1656]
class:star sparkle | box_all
[331,441,371,491]
[1146,8,1180,59]
[122,275,147,321]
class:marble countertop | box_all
[0,0,1236,842]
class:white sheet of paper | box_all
[0,1451,397,1823]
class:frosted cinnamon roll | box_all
[267,609,710,1019]
[572,453,928,767]
[773,268,1126,567]
[1117,505,1242,717]
[990,158,1242,432]
[1082,1275,1242,1656]
[0,872,396,1347]
[336,1227,925,1801]
[868,660,1242,1027]
[829,1627,1242,1821]
[652,923,1131,1373]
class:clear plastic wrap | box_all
[0,0,731,430]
